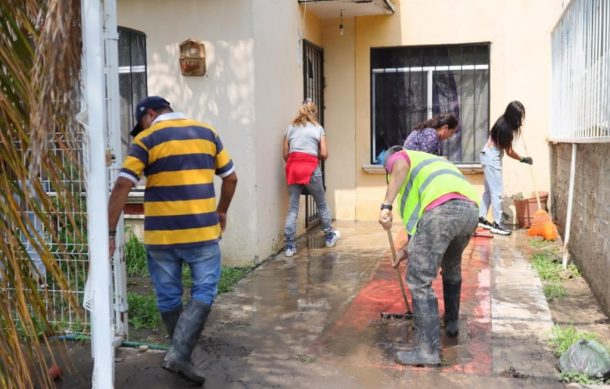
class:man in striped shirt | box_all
[108,96,237,384]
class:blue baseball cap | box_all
[131,96,171,136]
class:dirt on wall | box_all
[550,142,610,317]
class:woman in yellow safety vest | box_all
[379,146,479,367]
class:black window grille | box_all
[371,43,490,164]
[118,27,147,157]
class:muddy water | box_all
[57,222,561,388]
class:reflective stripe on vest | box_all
[398,151,478,235]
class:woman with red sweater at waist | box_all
[283,99,340,257]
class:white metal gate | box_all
[551,0,610,142]
[16,0,130,345]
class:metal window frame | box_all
[369,43,491,164]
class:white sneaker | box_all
[478,217,493,230]
[285,245,297,257]
[325,230,341,248]
[490,222,511,236]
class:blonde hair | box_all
[291,99,320,126]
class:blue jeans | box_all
[147,243,221,313]
[479,145,504,223]
[284,167,332,246]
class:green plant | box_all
[179,265,253,293]
[531,252,562,282]
[543,283,567,300]
[218,266,253,294]
[128,292,161,330]
[559,371,606,385]
[529,237,553,250]
[548,325,600,357]
[0,1,83,385]
[182,265,192,288]
[566,262,581,278]
[125,230,147,277]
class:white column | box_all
[82,0,115,387]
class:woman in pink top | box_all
[403,114,459,155]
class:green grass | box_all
[548,325,600,357]
[531,252,562,282]
[124,231,254,330]
[528,241,582,303]
[125,230,147,277]
[124,232,253,292]
[543,282,567,300]
[566,262,581,278]
[559,371,606,385]
[529,237,560,251]
[218,266,253,294]
[128,292,161,330]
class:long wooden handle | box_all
[387,229,412,313]
[521,136,542,210]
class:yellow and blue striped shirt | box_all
[119,112,234,248]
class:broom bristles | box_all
[527,209,559,240]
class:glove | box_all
[379,209,393,230]
[520,156,533,165]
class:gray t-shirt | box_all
[285,123,325,156]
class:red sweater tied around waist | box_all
[285,152,319,185]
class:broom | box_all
[521,136,558,240]
[380,229,413,320]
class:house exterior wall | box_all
[340,0,565,222]
[551,143,610,317]
[251,0,324,261]
[321,18,357,220]
[116,0,569,265]
[117,0,323,265]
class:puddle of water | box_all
[305,234,326,249]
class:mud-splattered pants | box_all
[406,199,478,300]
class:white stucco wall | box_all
[118,0,257,263]
[117,0,325,265]
[251,0,307,259]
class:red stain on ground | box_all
[326,230,492,375]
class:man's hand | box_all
[393,246,408,268]
[218,211,227,232]
[379,209,393,230]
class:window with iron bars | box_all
[118,27,148,157]
[371,43,490,165]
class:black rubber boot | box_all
[162,300,211,384]
[443,279,461,338]
[395,298,441,366]
[161,309,182,339]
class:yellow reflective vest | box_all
[398,150,479,235]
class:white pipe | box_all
[562,143,577,270]
[103,0,128,341]
[82,0,115,387]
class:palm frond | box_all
[0,0,84,388]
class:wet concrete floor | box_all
[58,221,562,388]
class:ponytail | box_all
[413,113,458,131]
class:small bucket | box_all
[514,192,548,228]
